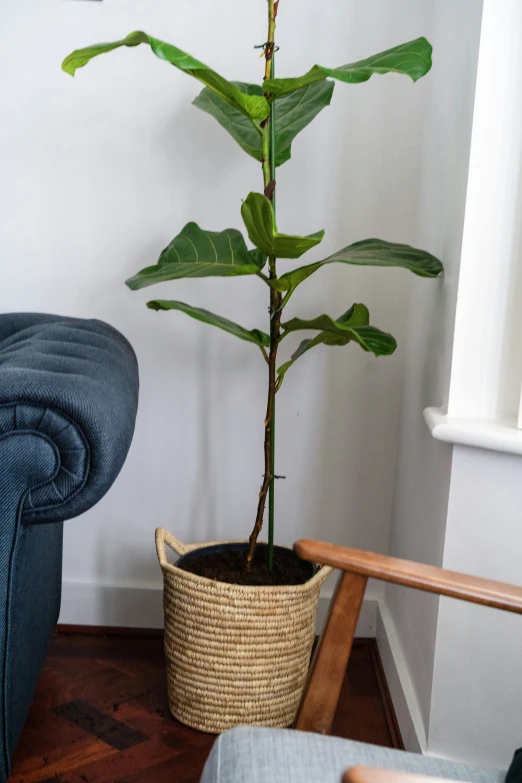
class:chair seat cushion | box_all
[200,727,506,783]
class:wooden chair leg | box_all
[295,570,368,734]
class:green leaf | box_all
[271,238,443,293]
[193,83,264,162]
[265,37,432,98]
[126,223,265,290]
[274,80,335,165]
[62,31,270,122]
[147,300,270,347]
[277,304,396,379]
[241,193,324,259]
[193,80,334,166]
[282,302,369,337]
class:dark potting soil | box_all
[177,546,313,586]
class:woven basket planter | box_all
[155,527,332,734]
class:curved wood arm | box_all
[295,539,522,614]
[344,767,462,783]
[294,538,522,735]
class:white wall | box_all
[424,4,522,765]
[0,0,433,625]
[429,445,522,767]
[385,0,483,745]
[382,1,522,768]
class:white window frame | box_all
[425,0,522,454]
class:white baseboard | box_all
[59,579,379,636]
[59,580,165,628]
[316,581,379,638]
[376,600,427,753]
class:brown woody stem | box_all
[246,0,279,568]
[247,270,281,565]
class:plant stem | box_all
[246,0,280,569]
[261,131,271,195]
[267,47,276,571]
[264,0,277,81]
[266,281,280,571]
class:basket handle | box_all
[155,527,187,567]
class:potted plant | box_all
[63,1,442,733]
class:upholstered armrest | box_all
[0,313,139,524]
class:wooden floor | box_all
[10,634,401,783]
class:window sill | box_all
[423,406,522,456]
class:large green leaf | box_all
[271,238,443,293]
[62,31,270,122]
[147,300,270,347]
[193,80,334,166]
[241,192,324,259]
[265,37,432,98]
[277,304,396,379]
[193,83,264,161]
[126,223,265,290]
[274,81,335,165]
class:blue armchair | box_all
[0,313,139,782]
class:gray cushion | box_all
[200,727,506,783]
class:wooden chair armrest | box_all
[294,538,522,736]
[344,767,462,783]
[295,539,522,614]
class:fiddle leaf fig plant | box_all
[63,1,442,572]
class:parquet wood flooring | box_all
[10,634,401,783]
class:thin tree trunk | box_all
[246,0,280,567]
[247,283,281,565]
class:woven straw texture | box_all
[155,528,332,734]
